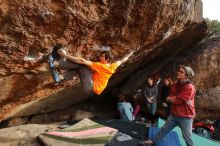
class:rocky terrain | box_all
[0,122,61,146]
[0,0,219,128]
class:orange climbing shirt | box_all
[89,62,119,95]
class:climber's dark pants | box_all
[59,61,94,95]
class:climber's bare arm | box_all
[64,54,92,66]
[57,48,92,66]
[115,51,134,66]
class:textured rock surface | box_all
[0,123,60,146]
[0,0,207,121]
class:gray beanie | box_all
[183,66,195,78]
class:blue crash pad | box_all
[148,127,181,146]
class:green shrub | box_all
[205,18,220,37]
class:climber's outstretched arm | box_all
[115,51,134,66]
[64,54,92,66]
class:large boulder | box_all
[0,0,207,121]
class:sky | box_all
[202,0,220,21]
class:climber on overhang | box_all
[50,43,134,95]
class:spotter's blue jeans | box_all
[153,114,194,146]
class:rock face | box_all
[0,123,60,146]
[0,0,208,122]
[196,87,220,120]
